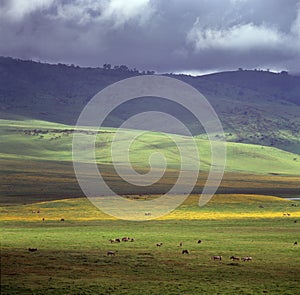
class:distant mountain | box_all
[0,56,299,153]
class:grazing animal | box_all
[145,212,152,216]
[212,255,222,261]
[179,242,183,247]
[197,240,202,244]
[115,238,121,243]
[60,218,65,222]
[42,218,45,222]
[28,248,38,252]
[182,249,189,254]
[230,256,240,261]
[294,220,297,223]
[130,238,135,242]
[242,256,252,261]
[109,239,115,243]
[294,241,298,246]
[122,237,130,242]
[156,243,163,247]
[107,250,117,256]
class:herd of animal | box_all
[28,236,298,262]
[104,238,266,262]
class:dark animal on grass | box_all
[107,251,118,256]
[294,241,298,246]
[130,238,135,242]
[42,218,45,222]
[156,243,163,247]
[230,256,240,261]
[28,248,38,252]
[242,256,252,261]
[60,218,65,222]
[145,212,152,216]
[109,239,116,243]
[198,240,202,244]
[122,237,130,242]
[179,242,183,247]
[115,238,121,243]
[182,249,189,254]
[212,255,222,261]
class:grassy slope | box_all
[1,195,300,294]
[1,118,299,174]
[1,119,300,204]
[1,57,300,153]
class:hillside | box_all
[0,57,300,153]
[1,119,299,204]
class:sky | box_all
[0,0,300,74]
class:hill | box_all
[1,119,299,204]
[0,57,299,153]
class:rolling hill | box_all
[1,118,299,204]
[0,56,299,154]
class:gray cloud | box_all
[0,0,299,73]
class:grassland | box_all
[1,195,300,294]
[1,118,300,294]
[1,119,300,205]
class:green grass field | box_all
[1,195,300,294]
[1,119,300,205]
[1,118,300,294]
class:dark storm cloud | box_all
[0,0,299,73]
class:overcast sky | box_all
[0,0,300,74]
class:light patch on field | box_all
[1,194,299,221]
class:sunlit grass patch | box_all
[1,194,299,222]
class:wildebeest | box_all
[60,218,65,222]
[230,256,240,261]
[28,248,38,252]
[122,237,130,242]
[212,255,222,261]
[182,249,189,254]
[294,241,298,246]
[109,238,121,243]
[42,218,45,222]
[107,250,118,256]
[197,240,202,244]
[179,242,183,247]
[130,238,135,242]
[145,212,152,216]
[242,256,252,261]
[156,242,163,247]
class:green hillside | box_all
[1,118,300,205]
[1,119,299,175]
[1,57,300,153]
